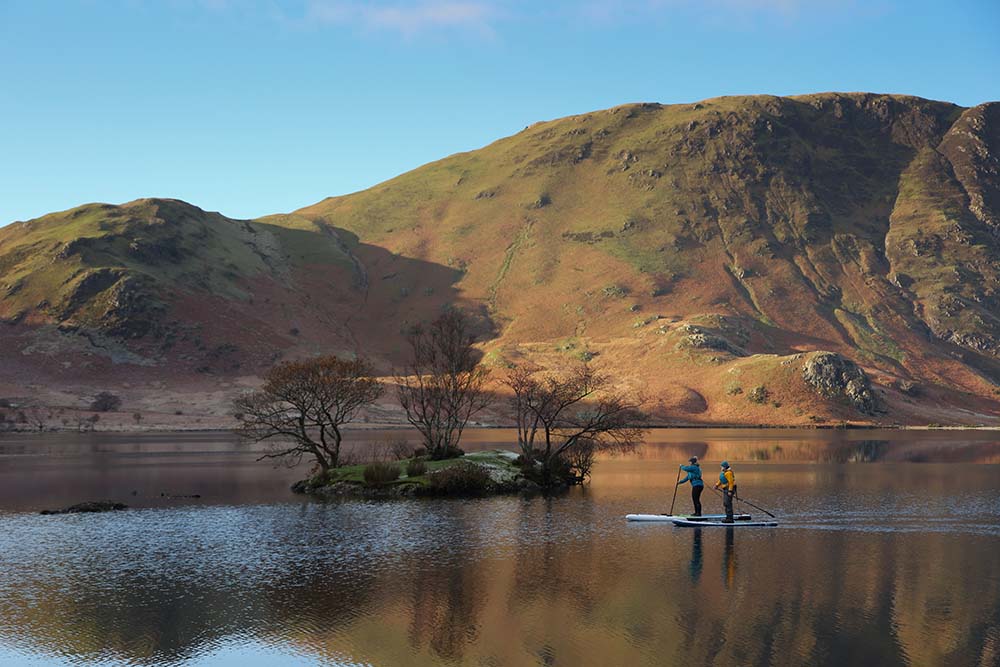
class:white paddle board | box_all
[671,518,777,527]
[626,513,752,522]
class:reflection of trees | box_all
[405,512,486,661]
[839,439,889,463]
[508,496,602,607]
[406,562,484,660]
[3,498,1000,666]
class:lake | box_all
[0,429,998,666]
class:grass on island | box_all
[320,450,522,489]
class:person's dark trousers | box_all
[723,489,734,522]
[691,485,703,516]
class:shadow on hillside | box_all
[249,222,498,369]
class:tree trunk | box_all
[332,427,342,468]
[312,446,331,474]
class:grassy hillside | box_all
[292,93,1000,423]
[2,93,999,425]
[0,200,353,333]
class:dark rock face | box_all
[802,352,879,415]
[57,270,164,339]
[100,275,165,338]
[126,234,184,264]
[59,268,124,318]
[40,500,128,515]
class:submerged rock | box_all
[40,500,128,515]
[802,352,880,415]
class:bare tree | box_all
[25,406,49,432]
[504,364,646,486]
[395,310,491,460]
[234,356,384,473]
[75,414,99,432]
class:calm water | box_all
[0,429,999,667]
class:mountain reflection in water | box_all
[0,429,998,666]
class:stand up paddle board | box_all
[626,513,752,522]
[671,518,777,527]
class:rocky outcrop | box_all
[675,330,747,356]
[99,275,165,338]
[673,315,751,357]
[802,352,880,415]
[58,268,124,318]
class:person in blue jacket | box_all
[677,456,704,516]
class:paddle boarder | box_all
[676,456,704,516]
[714,461,736,523]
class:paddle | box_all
[668,465,682,516]
[711,486,776,518]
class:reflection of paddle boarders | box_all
[676,456,704,516]
[689,528,703,583]
[723,525,736,588]
[714,461,736,523]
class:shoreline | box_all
[6,422,1000,436]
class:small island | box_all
[236,311,645,498]
[292,450,537,498]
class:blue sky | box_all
[1,0,998,225]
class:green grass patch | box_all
[322,450,520,489]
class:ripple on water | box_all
[1,461,1000,666]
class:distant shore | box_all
[6,422,1000,436]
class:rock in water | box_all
[40,501,128,515]
[802,352,879,415]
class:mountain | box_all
[2,92,999,426]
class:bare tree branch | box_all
[504,363,646,486]
[234,356,384,473]
[395,310,492,459]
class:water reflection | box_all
[4,428,1000,514]
[723,528,735,590]
[1,485,998,666]
[689,528,703,583]
[0,431,999,665]
[847,439,889,462]
[631,432,1000,464]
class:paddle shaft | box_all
[669,465,681,515]
[710,486,776,518]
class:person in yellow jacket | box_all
[714,461,736,523]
